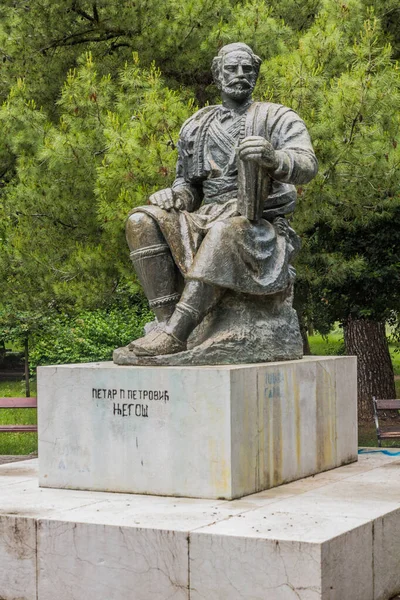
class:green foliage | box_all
[96,57,195,279]
[207,1,293,62]
[368,0,400,59]
[29,297,153,369]
[0,53,193,325]
[0,308,49,345]
[0,0,306,112]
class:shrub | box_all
[30,299,152,370]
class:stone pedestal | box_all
[38,356,357,500]
[3,453,400,600]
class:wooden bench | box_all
[372,397,400,447]
[0,397,37,433]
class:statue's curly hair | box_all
[211,43,262,86]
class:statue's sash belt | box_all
[207,118,238,161]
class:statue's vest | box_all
[178,102,297,218]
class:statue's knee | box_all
[126,212,152,239]
[126,212,153,234]
[126,212,161,248]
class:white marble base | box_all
[38,356,357,499]
[2,453,400,599]
[0,515,37,600]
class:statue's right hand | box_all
[149,188,180,211]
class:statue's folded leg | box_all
[126,212,182,322]
[166,280,224,342]
[129,280,224,356]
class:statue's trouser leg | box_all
[166,280,224,342]
[126,213,181,322]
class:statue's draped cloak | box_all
[131,101,317,296]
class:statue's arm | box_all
[267,107,318,185]
[237,107,318,185]
[171,179,202,213]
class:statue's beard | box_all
[221,78,255,101]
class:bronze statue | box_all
[114,42,318,366]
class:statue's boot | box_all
[128,327,186,356]
[126,212,181,322]
[129,281,224,356]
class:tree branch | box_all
[40,30,131,52]
[107,42,131,53]
[93,2,100,23]
[40,28,134,52]
[61,33,128,47]
[177,23,197,50]
[40,27,99,52]
[71,1,96,23]
[348,110,361,146]
[16,211,77,230]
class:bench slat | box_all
[0,425,37,432]
[0,397,37,408]
[379,426,400,433]
[380,431,400,439]
[375,399,400,410]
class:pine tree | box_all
[0,53,194,310]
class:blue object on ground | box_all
[358,448,400,456]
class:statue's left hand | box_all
[238,136,279,171]
[149,188,183,211]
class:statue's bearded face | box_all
[218,51,258,101]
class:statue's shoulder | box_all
[246,101,305,138]
[179,105,220,137]
[251,101,297,119]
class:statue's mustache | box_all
[226,78,252,88]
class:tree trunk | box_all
[344,317,396,421]
[297,312,311,355]
[0,340,5,367]
[24,337,30,398]
[300,323,311,355]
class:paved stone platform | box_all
[0,454,36,465]
[1,451,400,599]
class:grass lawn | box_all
[0,379,37,455]
[309,331,400,377]
[358,423,400,449]
[392,349,400,377]
[308,330,344,356]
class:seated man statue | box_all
[123,42,318,359]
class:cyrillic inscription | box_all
[92,387,169,418]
